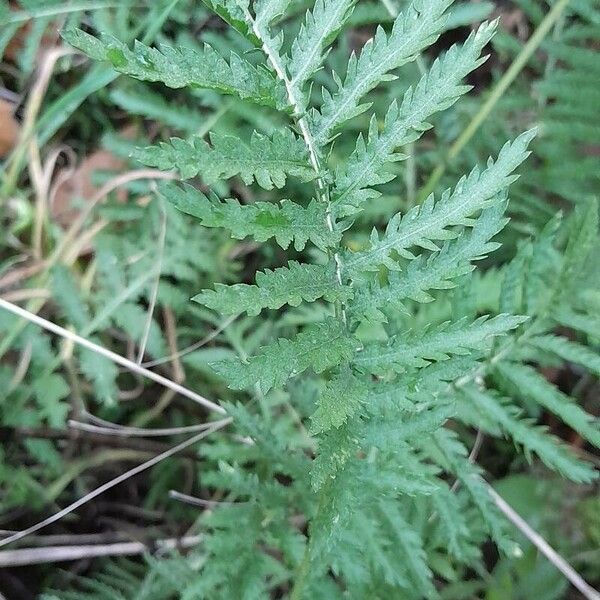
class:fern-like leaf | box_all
[212,318,358,394]
[432,429,516,555]
[62,29,287,109]
[355,314,526,375]
[461,386,597,482]
[496,362,600,450]
[529,334,600,377]
[345,130,535,275]
[311,0,453,145]
[287,0,355,107]
[352,202,508,322]
[160,183,339,251]
[136,129,314,188]
[310,368,367,434]
[193,261,351,316]
[334,22,496,214]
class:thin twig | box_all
[0,419,231,548]
[141,314,238,369]
[0,426,200,459]
[0,288,50,302]
[8,341,32,393]
[162,306,185,382]
[0,297,226,414]
[0,535,202,567]
[0,261,47,291]
[69,418,229,438]
[488,487,600,600]
[137,199,167,364]
[450,429,484,493]
[29,139,46,260]
[169,490,237,508]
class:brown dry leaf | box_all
[51,151,126,226]
[51,125,137,226]
[500,8,530,40]
[0,99,20,158]
[4,1,59,63]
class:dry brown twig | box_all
[0,419,231,549]
[0,535,202,567]
[0,297,224,414]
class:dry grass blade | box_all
[488,487,600,600]
[0,419,231,549]
[0,297,226,414]
[142,313,238,369]
[169,490,237,508]
[69,418,230,438]
[136,198,167,364]
[0,535,202,567]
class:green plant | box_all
[1,0,599,598]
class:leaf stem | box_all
[242,6,346,322]
[290,542,312,600]
[418,0,571,201]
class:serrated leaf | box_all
[160,183,339,251]
[194,261,351,316]
[212,318,358,394]
[345,130,535,275]
[553,309,600,340]
[287,0,355,106]
[62,28,287,109]
[50,265,90,330]
[432,429,516,555]
[430,485,473,560]
[355,314,527,375]
[334,22,496,213]
[255,0,292,33]
[529,334,600,378]
[32,373,70,427]
[202,0,260,44]
[311,0,452,144]
[363,403,455,452]
[310,421,358,490]
[112,303,167,359]
[461,386,596,482]
[496,362,600,449]
[79,345,118,406]
[560,199,599,293]
[136,129,314,189]
[310,368,367,434]
[352,202,508,322]
[378,503,436,597]
[499,245,527,314]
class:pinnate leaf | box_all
[212,318,358,394]
[160,183,339,251]
[63,28,287,109]
[194,261,351,316]
[136,129,314,189]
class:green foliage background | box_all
[0,0,598,598]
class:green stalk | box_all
[290,544,312,600]
[418,0,571,202]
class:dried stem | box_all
[488,487,600,600]
[0,419,231,548]
[0,535,202,567]
[0,297,225,414]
